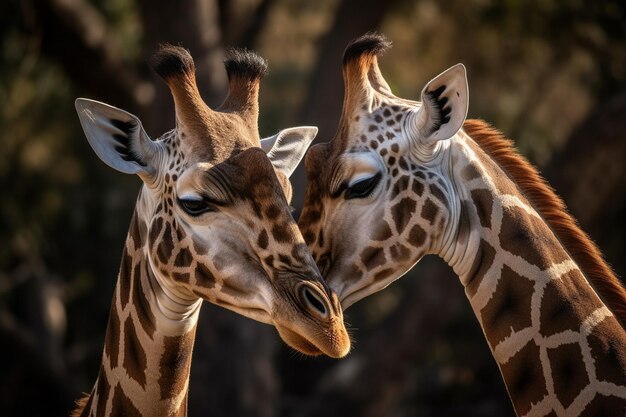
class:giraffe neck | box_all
[78,189,202,417]
[439,133,626,416]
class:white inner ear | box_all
[410,63,469,143]
[260,126,318,178]
[75,98,156,175]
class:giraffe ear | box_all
[260,126,318,178]
[75,98,159,176]
[409,64,469,143]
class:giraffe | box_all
[71,45,350,417]
[298,33,626,416]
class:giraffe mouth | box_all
[276,321,350,358]
[276,325,324,356]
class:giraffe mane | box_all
[70,392,90,417]
[463,119,626,327]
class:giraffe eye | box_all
[178,197,215,216]
[345,173,382,200]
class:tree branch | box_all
[137,0,228,134]
[27,0,151,118]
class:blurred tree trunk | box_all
[291,0,401,212]
[545,90,626,280]
[27,0,150,116]
[137,0,228,134]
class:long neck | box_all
[77,192,202,417]
[443,134,626,416]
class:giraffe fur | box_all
[72,45,350,417]
[298,33,626,416]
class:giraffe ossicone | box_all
[298,33,626,416]
[72,45,349,417]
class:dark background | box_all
[1,0,625,416]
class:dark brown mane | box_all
[70,392,91,417]
[463,119,626,327]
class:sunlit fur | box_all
[464,119,626,326]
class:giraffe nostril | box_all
[300,285,328,318]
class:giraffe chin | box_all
[276,325,348,358]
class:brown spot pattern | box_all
[389,243,411,261]
[461,163,482,181]
[157,222,175,265]
[133,262,156,338]
[372,221,393,241]
[264,204,281,220]
[580,393,626,417]
[429,183,447,204]
[547,342,589,408]
[587,315,626,386]
[374,268,394,282]
[148,217,163,248]
[104,300,120,367]
[465,239,496,297]
[159,329,195,400]
[391,197,416,233]
[500,341,547,416]
[481,265,534,348]
[174,247,193,268]
[470,189,493,229]
[122,318,147,389]
[195,262,216,288]
[456,200,471,243]
[128,212,142,248]
[360,246,386,270]
[257,229,269,249]
[539,270,602,337]
[271,224,291,243]
[118,249,132,309]
[421,199,439,225]
[192,238,208,255]
[398,176,410,193]
[412,180,424,196]
[499,205,569,270]
[110,384,141,417]
[408,224,426,248]
[95,367,110,417]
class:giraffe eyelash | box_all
[345,173,382,200]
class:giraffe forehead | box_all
[329,107,412,168]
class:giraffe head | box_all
[75,46,350,358]
[299,34,469,308]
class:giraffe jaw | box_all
[276,326,324,356]
[213,298,350,357]
[275,321,351,359]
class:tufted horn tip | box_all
[224,48,268,82]
[149,44,213,135]
[342,32,392,66]
[150,44,195,81]
[218,48,267,125]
